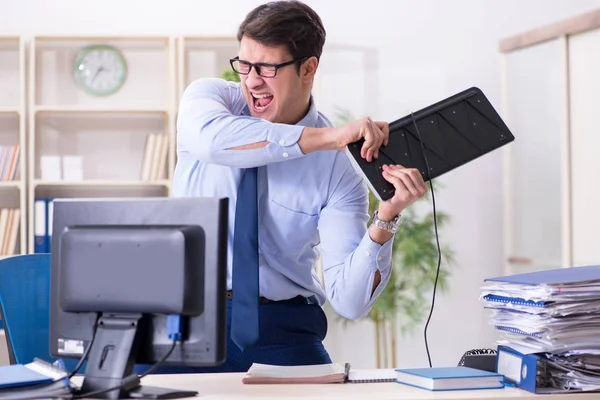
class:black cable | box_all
[72,339,178,399]
[137,339,178,378]
[67,313,101,380]
[410,112,442,369]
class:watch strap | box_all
[371,211,402,233]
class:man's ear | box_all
[301,56,318,83]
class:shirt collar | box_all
[241,96,318,127]
[297,96,318,127]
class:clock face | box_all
[73,44,127,96]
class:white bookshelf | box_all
[27,36,177,253]
[177,36,240,99]
[0,37,26,258]
[13,35,377,255]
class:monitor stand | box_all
[77,313,198,400]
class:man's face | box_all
[237,36,312,124]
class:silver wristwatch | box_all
[371,211,402,233]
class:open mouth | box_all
[252,93,273,113]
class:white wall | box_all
[3,0,600,369]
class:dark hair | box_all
[237,0,326,63]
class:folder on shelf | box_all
[0,144,19,181]
[34,198,53,254]
[0,208,20,257]
[140,133,169,181]
[0,209,8,255]
[345,87,515,201]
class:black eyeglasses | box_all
[229,56,308,78]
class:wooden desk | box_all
[101,373,597,400]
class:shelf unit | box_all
[27,36,177,253]
[0,36,26,259]
[177,36,239,100]
[0,35,379,256]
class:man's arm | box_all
[177,78,390,168]
[177,78,337,168]
[319,155,395,320]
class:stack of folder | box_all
[0,359,73,399]
[481,265,600,393]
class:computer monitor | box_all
[49,197,229,399]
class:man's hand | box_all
[297,117,388,160]
[377,165,428,220]
[333,117,389,162]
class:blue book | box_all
[395,366,504,391]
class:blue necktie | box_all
[230,167,260,351]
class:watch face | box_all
[73,44,127,96]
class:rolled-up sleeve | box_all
[318,155,394,320]
[177,78,305,168]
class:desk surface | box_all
[111,373,598,400]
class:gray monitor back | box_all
[49,197,228,366]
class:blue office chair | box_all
[0,254,80,372]
[0,254,185,376]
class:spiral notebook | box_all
[347,369,397,383]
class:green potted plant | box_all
[221,69,240,82]
[334,108,455,368]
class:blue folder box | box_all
[496,345,579,394]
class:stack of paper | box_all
[481,265,600,391]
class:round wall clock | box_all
[73,44,127,96]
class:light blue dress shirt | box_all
[173,78,394,320]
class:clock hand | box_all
[92,66,104,83]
